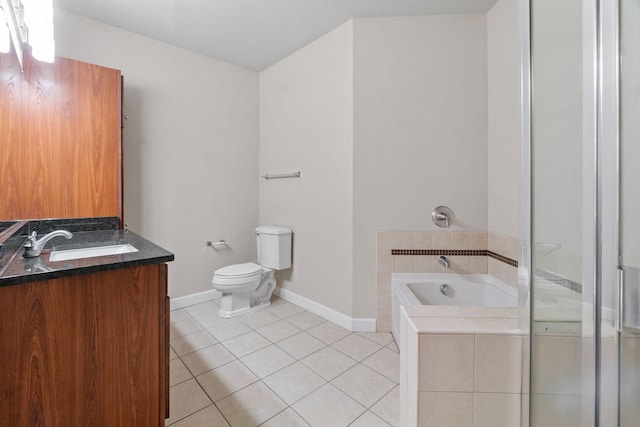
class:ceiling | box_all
[54,0,498,71]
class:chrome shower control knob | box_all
[432,206,454,228]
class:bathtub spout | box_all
[438,255,449,268]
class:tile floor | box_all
[168,297,400,426]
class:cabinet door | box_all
[165,294,171,420]
[0,51,123,222]
[0,265,165,426]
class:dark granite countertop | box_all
[0,217,174,286]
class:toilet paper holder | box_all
[206,240,229,250]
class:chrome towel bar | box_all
[261,171,301,180]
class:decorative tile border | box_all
[391,248,518,268]
[534,268,582,293]
[487,251,518,268]
[391,249,486,256]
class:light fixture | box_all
[23,0,54,62]
[0,0,54,68]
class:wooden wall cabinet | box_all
[0,51,123,223]
[0,264,169,426]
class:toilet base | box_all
[215,271,277,318]
[218,296,271,318]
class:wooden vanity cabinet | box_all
[0,51,123,223]
[0,264,169,427]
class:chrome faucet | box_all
[23,230,73,258]
[438,255,449,268]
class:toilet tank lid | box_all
[256,225,291,236]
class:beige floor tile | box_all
[370,385,400,426]
[350,410,392,427]
[216,381,287,426]
[165,378,212,425]
[170,309,191,323]
[358,332,394,346]
[292,383,366,426]
[306,321,351,344]
[260,408,310,426]
[192,311,229,329]
[277,332,326,359]
[240,345,296,378]
[180,343,236,376]
[268,296,286,306]
[268,301,305,318]
[300,346,357,381]
[386,340,399,353]
[170,317,204,339]
[185,300,219,318]
[196,360,258,402]
[332,333,383,361]
[170,330,218,356]
[362,347,400,383]
[170,404,230,427]
[170,300,406,427]
[256,320,301,343]
[169,346,179,360]
[170,358,193,386]
[222,331,271,358]
[263,362,326,405]
[206,319,252,342]
[285,311,326,330]
[331,364,396,407]
[239,310,281,329]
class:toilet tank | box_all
[256,226,292,270]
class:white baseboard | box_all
[170,289,221,310]
[169,287,376,332]
[273,287,376,332]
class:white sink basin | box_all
[49,244,138,262]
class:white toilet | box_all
[212,225,292,318]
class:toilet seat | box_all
[215,262,263,278]
[213,262,264,287]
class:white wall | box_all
[54,11,259,299]
[260,15,488,320]
[353,15,489,317]
[259,22,354,315]
[487,0,520,239]
[54,10,504,322]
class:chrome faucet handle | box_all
[432,206,454,228]
[24,231,38,248]
[435,213,449,227]
[24,230,73,258]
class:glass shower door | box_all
[529,1,640,425]
[529,0,597,425]
[618,1,640,425]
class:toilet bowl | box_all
[212,226,292,318]
[213,262,276,318]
